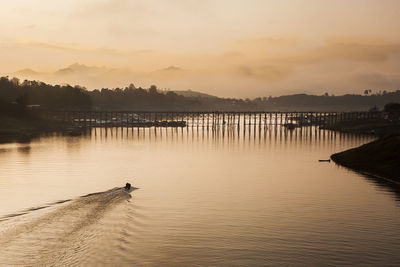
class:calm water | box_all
[0,126,399,266]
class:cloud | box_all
[231,36,400,64]
[235,64,293,81]
[291,41,400,64]
[230,36,302,50]
[12,37,400,72]
[23,41,81,52]
[223,37,400,82]
[22,41,132,56]
[353,72,400,88]
[4,36,400,97]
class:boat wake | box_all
[0,186,137,266]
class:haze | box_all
[1,0,400,97]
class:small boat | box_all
[124,183,131,190]
[123,182,138,192]
[318,159,331,162]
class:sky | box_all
[1,0,400,97]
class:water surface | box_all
[0,126,399,266]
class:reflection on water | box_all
[89,125,372,146]
[0,126,400,266]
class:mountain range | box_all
[10,63,188,91]
[9,63,219,99]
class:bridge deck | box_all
[35,111,383,128]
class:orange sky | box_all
[1,0,400,97]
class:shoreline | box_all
[0,115,78,143]
[321,119,400,136]
[332,157,400,186]
[331,135,400,183]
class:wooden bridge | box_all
[37,110,383,128]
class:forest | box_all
[1,76,400,112]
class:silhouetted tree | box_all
[384,103,400,113]
[2,76,400,112]
[149,85,158,94]
[369,106,379,112]
[384,102,400,121]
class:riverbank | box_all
[331,135,400,182]
[322,119,400,136]
[0,115,74,142]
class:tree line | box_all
[1,76,400,112]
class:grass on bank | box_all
[331,135,400,181]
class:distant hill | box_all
[15,68,39,76]
[2,75,400,112]
[156,66,183,73]
[172,90,217,99]
[10,63,189,91]
[54,63,111,76]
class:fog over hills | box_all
[11,63,190,93]
[7,60,400,99]
[172,90,217,99]
[11,64,218,99]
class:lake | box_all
[0,126,399,266]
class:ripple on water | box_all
[0,187,140,266]
[1,127,399,266]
